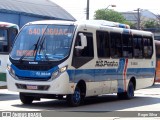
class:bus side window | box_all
[122,34,133,58]
[74,32,94,57]
[96,31,110,58]
[74,35,82,57]
[110,32,122,58]
[143,37,153,58]
[72,32,94,68]
[133,35,143,58]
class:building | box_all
[122,10,160,40]
[0,0,76,28]
[122,10,158,29]
[122,12,138,24]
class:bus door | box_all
[71,32,99,95]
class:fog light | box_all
[52,70,59,80]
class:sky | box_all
[50,0,160,20]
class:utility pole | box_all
[134,8,141,29]
[137,8,141,30]
[86,0,89,20]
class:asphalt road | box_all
[0,83,160,117]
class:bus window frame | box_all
[0,28,9,54]
[96,30,110,58]
[0,27,18,54]
[143,36,153,59]
[72,31,94,68]
[122,33,133,58]
[110,32,122,59]
[133,35,144,59]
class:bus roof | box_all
[27,20,75,25]
[27,20,130,28]
[76,20,130,29]
[26,20,153,36]
[0,21,19,29]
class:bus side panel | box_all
[117,58,127,93]
[135,59,155,89]
[0,55,8,86]
[155,60,160,82]
[155,40,160,82]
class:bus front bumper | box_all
[6,71,75,95]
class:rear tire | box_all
[117,92,125,99]
[19,93,34,104]
[117,81,134,99]
[126,81,134,99]
[67,86,83,107]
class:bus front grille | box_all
[15,65,52,71]
[16,75,51,81]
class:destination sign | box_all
[28,28,73,35]
[16,50,35,56]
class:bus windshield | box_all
[10,24,75,61]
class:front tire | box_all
[19,93,34,104]
[66,86,83,107]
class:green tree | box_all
[143,20,160,28]
[94,9,126,23]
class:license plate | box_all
[26,85,38,90]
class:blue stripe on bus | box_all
[67,67,155,92]
[117,58,126,92]
[11,63,155,92]
[67,68,155,81]
[123,29,131,34]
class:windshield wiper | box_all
[19,37,41,62]
[38,37,49,61]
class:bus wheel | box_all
[19,93,34,104]
[126,81,134,99]
[67,86,82,107]
[117,81,134,99]
[117,92,125,99]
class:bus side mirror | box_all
[75,33,87,50]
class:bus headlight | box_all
[7,64,16,78]
[51,66,68,80]
[59,66,67,73]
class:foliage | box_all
[94,9,127,24]
[124,21,136,29]
[143,19,160,28]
